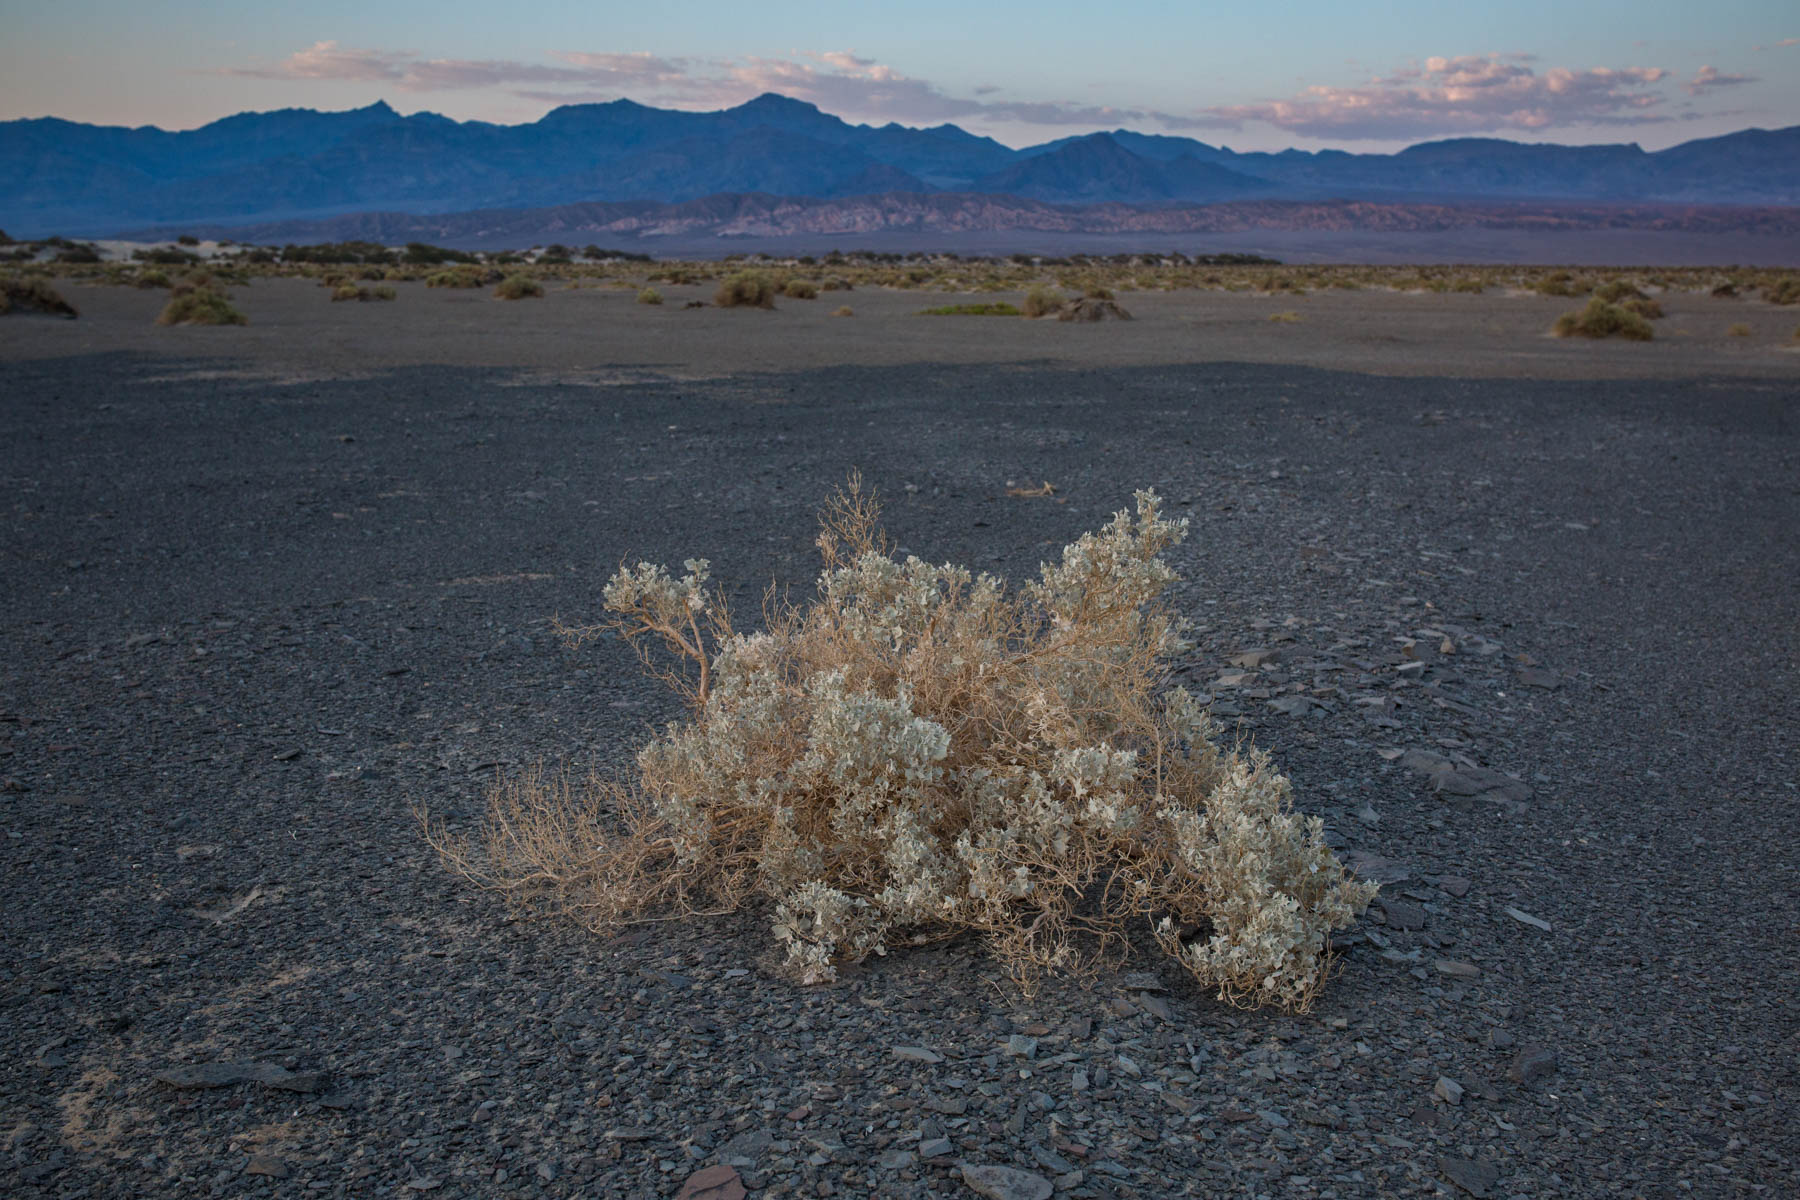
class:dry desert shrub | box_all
[1552,298,1653,341]
[1763,278,1800,306]
[832,305,854,317]
[332,284,396,302]
[493,274,544,300]
[1267,310,1302,324]
[0,275,78,318]
[715,270,778,309]
[430,482,1374,1009]
[426,268,489,288]
[638,287,664,306]
[1727,323,1752,338]
[156,282,244,326]
[1020,285,1064,318]
[783,278,820,300]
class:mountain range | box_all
[3,93,1798,239]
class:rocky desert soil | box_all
[2,290,1797,1199]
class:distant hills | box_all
[3,92,1798,240]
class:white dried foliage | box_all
[437,482,1374,1009]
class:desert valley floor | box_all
[2,280,1797,1199]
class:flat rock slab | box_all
[961,1162,1054,1200]
[154,1062,323,1092]
[1439,1156,1501,1197]
[676,1164,746,1200]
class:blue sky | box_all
[4,1,1796,150]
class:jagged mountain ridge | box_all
[3,92,1797,236]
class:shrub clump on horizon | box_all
[1552,297,1653,341]
[637,287,664,306]
[155,281,245,326]
[1,275,78,318]
[783,278,820,300]
[1021,284,1064,318]
[715,270,778,309]
[918,302,1022,316]
[429,482,1376,1009]
[494,274,544,300]
[332,284,396,302]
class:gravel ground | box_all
[2,349,1797,1200]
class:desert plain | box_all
[2,272,1797,1200]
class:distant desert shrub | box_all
[1536,271,1590,298]
[918,302,1021,316]
[134,268,173,289]
[638,287,664,305]
[1552,297,1653,341]
[1083,284,1115,300]
[0,275,78,318]
[821,277,854,292]
[494,274,544,300]
[1727,323,1752,338]
[1021,285,1063,318]
[832,305,854,317]
[1710,282,1739,298]
[783,278,820,300]
[156,282,245,326]
[1764,278,1800,306]
[1267,310,1302,323]
[1620,297,1663,320]
[428,483,1374,1008]
[426,268,488,288]
[1593,280,1645,304]
[332,284,396,302]
[714,270,777,309]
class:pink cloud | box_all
[1685,65,1758,95]
[1202,54,1678,139]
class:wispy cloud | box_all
[1684,65,1757,95]
[1752,37,1798,50]
[1200,54,1677,139]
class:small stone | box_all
[1137,992,1174,1022]
[1070,1069,1089,1092]
[1115,1055,1141,1078]
[1437,876,1472,898]
[535,1161,557,1183]
[1434,959,1481,979]
[1487,1029,1515,1049]
[877,1149,916,1171]
[1119,972,1165,992]
[1054,1170,1084,1190]
[960,1162,1054,1200]
[1504,906,1552,932]
[893,1045,944,1064]
[272,748,302,761]
[1259,1110,1289,1128]
[245,1155,289,1179]
[1375,899,1426,930]
[1508,1045,1558,1086]
[1438,1156,1501,1197]
[676,1164,747,1200]
[1005,1034,1038,1060]
[919,1137,953,1158]
[1516,668,1560,690]
[1434,1076,1464,1105]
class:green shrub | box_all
[917,302,1022,316]
[0,275,78,318]
[1619,297,1664,320]
[637,287,664,306]
[1536,271,1589,298]
[134,268,172,289]
[1021,285,1063,318]
[156,282,245,326]
[1552,297,1653,341]
[714,270,777,309]
[429,484,1374,1009]
[784,278,820,300]
[1268,310,1301,323]
[494,274,544,300]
